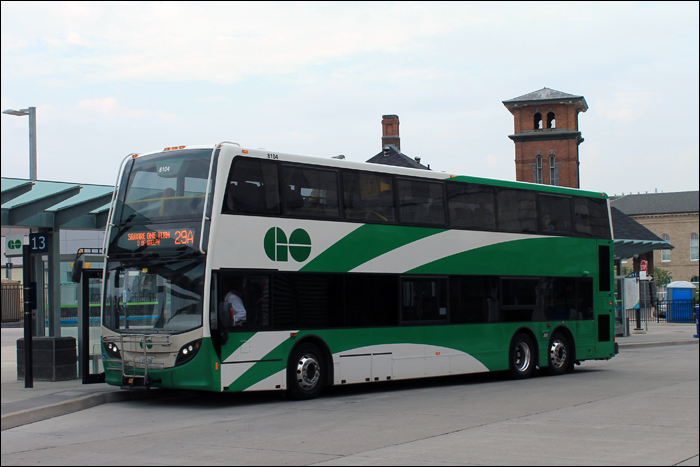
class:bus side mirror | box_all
[71,258,83,283]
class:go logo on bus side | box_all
[264,227,311,262]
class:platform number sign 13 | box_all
[29,233,51,255]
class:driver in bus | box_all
[224,279,247,326]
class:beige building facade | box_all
[611,192,699,288]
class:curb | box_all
[1,390,162,431]
[618,340,699,349]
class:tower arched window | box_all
[547,112,556,128]
[534,112,542,130]
[535,156,543,184]
[549,155,558,186]
[661,234,671,262]
[691,233,699,261]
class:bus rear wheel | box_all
[509,333,536,380]
[547,333,571,376]
[287,343,325,400]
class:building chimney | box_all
[381,114,400,152]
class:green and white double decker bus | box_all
[101,142,617,399]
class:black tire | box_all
[509,333,536,380]
[287,343,325,400]
[547,333,572,376]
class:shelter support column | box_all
[48,228,61,337]
[33,254,45,337]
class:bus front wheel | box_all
[287,343,325,400]
[509,333,536,380]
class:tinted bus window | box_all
[345,275,399,327]
[577,278,594,319]
[447,183,497,230]
[223,158,280,215]
[497,189,537,233]
[539,194,573,234]
[343,171,396,223]
[450,276,499,323]
[283,166,340,218]
[501,278,539,322]
[401,277,448,322]
[397,179,446,226]
[542,277,576,320]
[588,199,611,239]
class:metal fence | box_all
[658,299,697,324]
[622,299,698,330]
[1,282,23,323]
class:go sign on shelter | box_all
[5,234,25,257]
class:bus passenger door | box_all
[79,269,105,384]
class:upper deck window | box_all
[496,189,537,233]
[117,149,212,224]
[282,166,340,218]
[343,171,396,223]
[397,179,445,226]
[539,194,573,234]
[447,183,497,230]
[223,158,280,215]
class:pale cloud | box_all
[78,97,119,118]
[596,93,654,123]
[1,2,473,84]
[486,155,498,167]
[46,31,90,47]
[78,98,177,122]
[0,34,28,52]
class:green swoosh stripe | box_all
[300,224,446,273]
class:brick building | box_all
[366,115,430,170]
[611,192,699,288]
[502,88,587,188]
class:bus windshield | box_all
[116,148,213,225]
[103,257,204,334]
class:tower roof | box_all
[503,87,588,112]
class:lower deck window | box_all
[215,272,598,331]
[401,278,448,322]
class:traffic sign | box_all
[4,234,24,257]
[640,260,647,272]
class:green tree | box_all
[654,267,672,290]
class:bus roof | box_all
[134,144,608,200]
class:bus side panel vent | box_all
[598,315,611,342]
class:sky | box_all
[1,1,698,196]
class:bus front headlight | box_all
[104,341,121,359]
[175,339,202,366]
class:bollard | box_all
[625,317,630,337]
[694,307,699,339]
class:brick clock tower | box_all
[503,88,588,188]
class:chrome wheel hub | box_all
[514,342,531,372]
[296,354,320,390]
[550,340,567,369]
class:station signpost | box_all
[19,232,52,388]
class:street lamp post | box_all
[2,107,37,180]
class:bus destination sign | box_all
[125,228,196,248]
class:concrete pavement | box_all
[1,322,698,431]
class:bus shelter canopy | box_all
[1,177,113,230]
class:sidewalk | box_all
[1,322,698,431]
[1,327,162,431]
